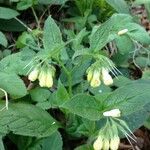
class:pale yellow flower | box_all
[28,67,39,81]
[93,136,103,150]
[46,70,53,88]
[90,70,101,87]
[110,136,120,150]
[102,68,113,85]
[38,71,47,87]
[102,138,109,150]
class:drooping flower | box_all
[28,67,40,81]
[103,109,121,118]
[38,65,55,88]
[110,135,120,150]
[86,55,120,88]
[93,136,103,150]
[102,138,109,150]
[38,69,47,87]
[45,65,55,88]
[102,68,113,85]
[117,29,128,35]
[90,70,101,87]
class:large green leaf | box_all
[62,80,150,121]
[0,32,8,47]
[43,16,63,51]
[89,14,132,51]
[105,80,150,116]
[0,48,35,75]
[0,102,58,137]
[28,131,63,150]
[0,72,27,98]
[106,0,129,14]
[0,7,19,19]
[126,23,150,44]
[62,94,102,121]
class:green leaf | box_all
[123,109,149,131]
[28,131,63,150]
[0,32,8,47]
[30,87,51,102]
[0,72,27,98]
[115,35,134,55]
[90,14,132,51]
[62,94,102,121]
[0,102,58,137]
[0,19,26,32]
[38,0,67,5]
[126,23,150,45]
[134,0,150,5]
[135,56,150,68]
[43,16,63,51]
[106,0,129,14]
[144,116,150,129]
[0,7,19,19]
[105,80,150,116]
[0,137,4,150]
[0,48,35,75]
[17,0,38,10]
[37,81,69,109]
[62,80,150,121]
[66,114,95,137]
[75,145,93,150]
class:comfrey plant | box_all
[0,1,150,149]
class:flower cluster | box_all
[28,64,55,88]
[93,134,120,150]
[86,55,120,88]
[93,109,136,150]
[87,67,113,87]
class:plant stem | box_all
[31,7,40,29]
[15,17,32,32]
[57,60,72,97]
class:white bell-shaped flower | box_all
[28,67,39,81]
[103,109,121,118]
[46,70,53,88]
[38,70,47,87]
[102,68,113,85]
[110,136,120,150]
[102,138,109,150]
[118,29,128,35]
[93,136,103,150]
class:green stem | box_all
[31,7,40,29]
[57,60,72,97]
[15,17,32,32]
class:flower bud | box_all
[90,70,101,87]
[110,136,120,150]
[117,29,128,35]
[46,69,53,88]
[28,67,40,81]
[102,138,109,150]
[102,68,113,85]
[103,109,121,118]
[38,70,47,87]
[93,136,103,150]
